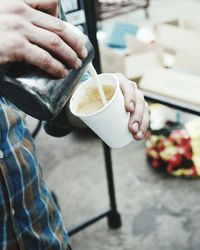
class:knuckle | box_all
[12,2,27,15]
[50,0,58,8]
[141,119,149,132]
[134,116,141,124]
[145,101,149,109]
[50,34,61,47]
[55,65,65,75]
[0,2,25,15]
[55,19,65,33]
[0,56,10,65]
[7,16,25,31]
[131,81,137,89]
[41,53,51,67]
[129,115,136,125]
[52,61,65,76]
[9,34,26,50]
[73,39,83,51]
[70,52,78,65]
[146,105,151,116]
[133,111,141,122]
[9,36,27,61]
[114,72,124,79]
[128,81,136,93]
[137,89,145,101]
[49,0,57,4]
[129,94,135,103]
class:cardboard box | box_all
[155,21,200,71]
[99,21,200,79]
[183,18,200,33]
[156,24,200,57]
[139,67,200,106]
[155,18,200,33]
[99,36,162,80]
[175,51,200,76]
[139,22,200,110]
[133,20,200,110]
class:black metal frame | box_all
[68,0,122,236]
[68,142,121,236]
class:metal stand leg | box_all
[103,142,122,229]
[145,7,149,18]
[144,0,150,18]
[67,141,122,236]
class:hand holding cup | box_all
[70,73,150,148]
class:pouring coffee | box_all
[0,4,94,121]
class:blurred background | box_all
[29,0,200,249]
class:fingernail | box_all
[129,101,135,111]
[132,122,139,133]
[81,47,88,58]
[76,59,82,69]
[136,131,144,139]
[62,69,68,77]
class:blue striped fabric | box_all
[0,97,69,250]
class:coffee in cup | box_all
[76,85,116,115]
[70,73,133,148]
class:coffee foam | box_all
[77,85,116,115]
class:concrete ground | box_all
[30,1,200,250]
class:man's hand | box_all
[24,0,58,16]
[114,73,150,141]
[0,0,87,77]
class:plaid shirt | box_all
[0,96,69,250]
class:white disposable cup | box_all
[70,73,133,148]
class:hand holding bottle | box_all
[0,0,87,77]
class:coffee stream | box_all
[88,63,107,106]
